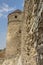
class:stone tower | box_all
[6,10,23,58]
[1,0,43,65]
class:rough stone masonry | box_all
[0,0,43,65]
[21,0,43,65]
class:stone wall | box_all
[21,0,43,65]
[0,0,43,65]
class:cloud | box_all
[0,13,3,17]
[1,3,15,12]
[0,3,16,18]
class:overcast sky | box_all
[0,0,24,49]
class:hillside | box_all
[0,48,6,58]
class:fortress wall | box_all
[21,0,43,65]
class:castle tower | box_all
[6,10,23,58]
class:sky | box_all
[0,0,24,49]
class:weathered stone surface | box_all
[0,0,43,65]
[21,0,43,65]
